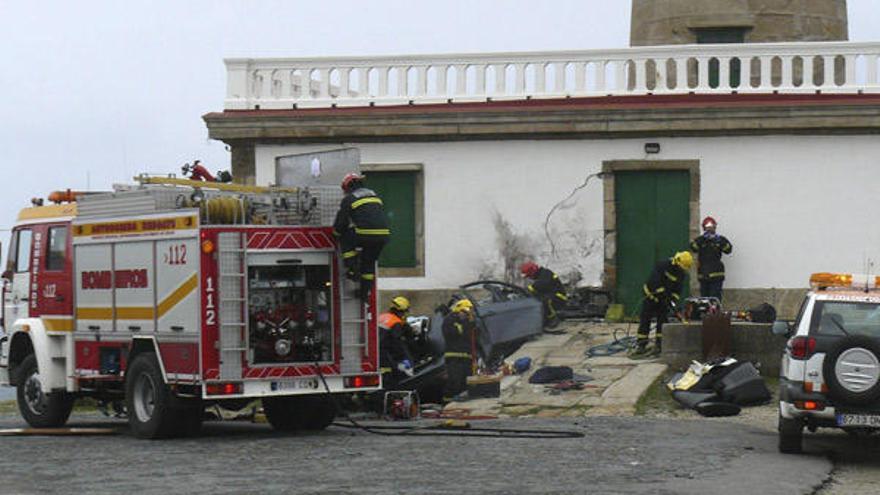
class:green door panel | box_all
[364,171,417,268]
[615,170,690,316]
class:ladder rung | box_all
[220,298,247,302]
[343,319,366,324]
[221,347,247,352]
[219,273,246,277]
[220,323,246,327]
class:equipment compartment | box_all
[247,262,333,365]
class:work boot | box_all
[628,344,649,358]
[650,340,662,356]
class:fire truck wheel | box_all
[262,396,336,432]
[16,354,74,428]
[125,352,181,439]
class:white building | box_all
[204,41,880,317]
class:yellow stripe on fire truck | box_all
[73,215,198,237]
[75,273,198,321]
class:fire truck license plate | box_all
[273,379,316,391]
[836,413,880,427]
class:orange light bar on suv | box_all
[810,272,853,288]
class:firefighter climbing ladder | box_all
[217,232,246,380]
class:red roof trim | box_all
[206,93,880,119]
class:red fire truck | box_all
[0,177,380,438]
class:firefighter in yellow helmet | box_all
[378,296,415,379]
[631,251,693,357]
[442,298,477,402]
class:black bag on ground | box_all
[713,361,771,406]
[749,303,777,323]
[529,366,574,384]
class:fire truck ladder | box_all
[217,232,247,380]
[338,259,369,375]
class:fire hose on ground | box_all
[313,363,585,440]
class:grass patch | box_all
[634,375,679,416]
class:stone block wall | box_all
[662,322,789,376]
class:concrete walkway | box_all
[445,321,667,418]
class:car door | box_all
[462,281,543,358]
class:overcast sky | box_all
[0,0,878,255]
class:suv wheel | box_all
[778,412,803,454]
[823,335,880,406]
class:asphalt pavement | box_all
[0,411,829,495]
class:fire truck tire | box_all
[262,396,336,432]
[16,354,74,428]
[125,352,183,439]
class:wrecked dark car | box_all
[380,280,543,402]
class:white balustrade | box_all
[224,41,880,110]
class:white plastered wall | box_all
[254,135,880,292]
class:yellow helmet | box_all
[451,298,474,314]
[390,296,410,312]
[673,251,694,270]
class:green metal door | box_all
[615,170,690,316]
[364,171,417,267]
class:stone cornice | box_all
[204,94,880,143]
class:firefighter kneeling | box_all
[379,296,415,380]
[631,251,692,357]
[442,299,477,402]
[520,261,568,328]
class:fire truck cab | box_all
[0,177,380,438]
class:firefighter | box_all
[631,251,693,357]
[378,296,414,380]
[333,173,390,298]
[442,298,477,402]
[520,261,568,328]
[690,216,733,301]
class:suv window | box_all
[809,300,880,337]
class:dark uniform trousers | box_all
[442,314,474,401]
[334,186,390,297]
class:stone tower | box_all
[630,0,849,46]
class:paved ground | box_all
[444,322,666,418]
[0,412,829,495]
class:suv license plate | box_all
[836,413,880,427]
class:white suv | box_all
[775,272,880,454]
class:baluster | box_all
[493,63,506,95]
[475,64,486,96]
[868,55,879,87]
[739,57,752,90]
[760,56,772,89]
[823,56,835,88]
[354,68,367,97]
[261,70,274,100]
[378,66,389,98]
[718,57,730,91]
[802,56,814,88]
[279,70,293,99]
[614,60,626,92]
[455,64,467,98]
[596,60,607,93]
[634,59,647,93]
[574,62,586,94]
[514,63,526,95]
[696,57,710,91]
[533,63,545,94]
[675,58,688,91]
[554,62,565,94]
[416,66,428,97]
[781,56,793,90]
[339,68,350,98]
[845,55,857,88]
[437,65,448,96]
[316,68,329,98]
[655,59,667,92]
[396,66,407,97]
